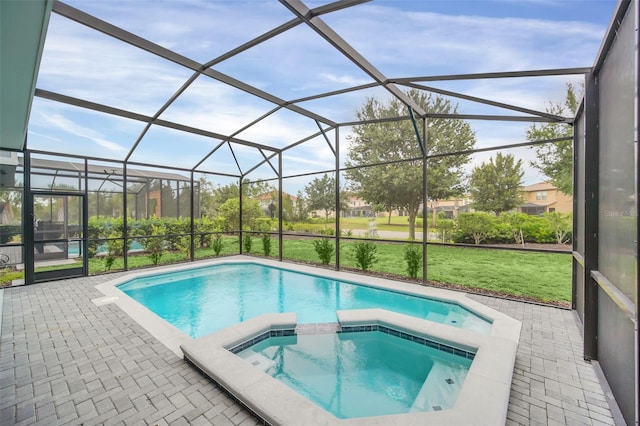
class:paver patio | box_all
[0,269,617,425]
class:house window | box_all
[535,191,547,200]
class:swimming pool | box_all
[117,262,492,338]
[97,257,521,424]
[235,329,473,419]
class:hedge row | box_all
[452,212,572,245]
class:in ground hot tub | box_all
[181,308,520,425]
[233,326,474,419]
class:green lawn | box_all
[3,235,571,305]
[339,216,417,232]
[280,238,571,305]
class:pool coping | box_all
[180,309,519,425]
[94,255,521,358]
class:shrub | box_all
[435,218,456,242]
[0,224,21,244]
[164,217,190,251]
[87,217,104,258]
[104,254,115,271]
[545,212,572,244]
[173,234,192,259]
[211,234,224,256]
[261,233,272,256]
[353,241,377,271]
[195,217,216,248]
[243,233,252,253]
[319,227,335,236]
[312,237,334,265]
[404,244,421,278]
[292,223,312,233]
[500,212,528,245]
[253,217,273,233]
[104,232,125,271]
[291,223,331,234]
[521,215,555,243]
[141,223,166,265]
[456,212,496,245]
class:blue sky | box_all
[28,0,617,190]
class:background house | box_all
[519,182,572,215]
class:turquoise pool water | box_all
[236,331,472,419]
[118,262,492,338]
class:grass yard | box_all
[339,216,416,232]
[425,245,571,303]
[280,237,571,305]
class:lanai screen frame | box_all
[1,0,589,283]
[1,0,636,422]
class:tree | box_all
[0,189,20,224]
[345,90,476,239]
[470,152,524,215]
[198,178,270,223]
[198,178,238,218]
[261,190,297,221]
[242,179,272,198]
[527,83,579,195]
[304,174,347,223]
[217,197,262,231]
[293,190,308,222]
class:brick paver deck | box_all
[1,272,617,425]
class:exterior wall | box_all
[256,191,296,217]
[520,182,573,214]
[148,190,161,217]
[428,198,473,218]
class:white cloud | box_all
[42,113,127,153]
[320,73,372,86]
[37,14,195,116]
[26,130,62,143]
[321,5,605,89]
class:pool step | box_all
[295,322,342,335]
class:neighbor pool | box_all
[117,262,492,338]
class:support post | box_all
[82,159,89,276]
[278,153,283,261]
[24,151,34,285]
[123,164,128,270]
[422,118,428,285]
[190,171,195,262]
[571,103,582,310]
[583,71,599,361]
[335,127,340,270]
[239,177,244,254]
